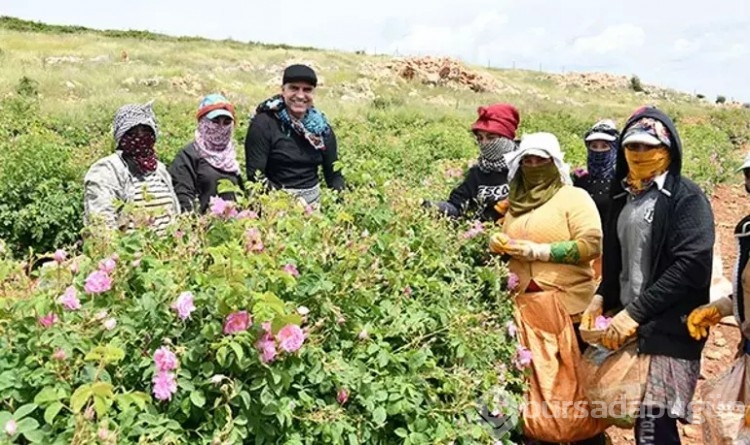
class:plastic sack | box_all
[700,350,750,445]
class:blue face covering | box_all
[587,142,617,180]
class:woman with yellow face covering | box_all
[489,132,607,445]
[581,106,715,445]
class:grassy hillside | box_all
[0,14,748,255]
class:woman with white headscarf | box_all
[489,132,606,445]
[83,101,180,235]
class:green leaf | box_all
[13,403,37,420]
[216,346,228,367]
[34,387,64,405]
[15,417,39,434]
[70,385,92,413]
[93,395,112,419]
[271,313,304,332]
[372,406,386,425]
[190,390,206,408]
[0,411,11,426]
[23,429,45,443]
[394,428,408,438]
[130,391,151,410]
[43,402,63,425]
[348,433,359,445]
[229,341,244,364]
[103,345,125,364]
[91,382,114,398]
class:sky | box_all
[3,0,749,102]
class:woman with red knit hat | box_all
[423,103,520,222]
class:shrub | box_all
[0,187,525,444]
[716,95,727,104]
[629,75,644,93]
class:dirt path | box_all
[607,183,747,445]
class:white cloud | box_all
[572,24,646,55]
[673,38,700,53]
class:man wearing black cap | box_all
[245,64,344,206]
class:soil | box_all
[607,183,747,445]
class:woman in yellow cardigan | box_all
[490,132,606,445]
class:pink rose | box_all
[403,286,412,297]
[53,249,67,264]
[154,346,178,372]
[277,324,305,353]
[223,311,251,335]
[38,312,59,328]
[171,291,196,321]
[256,338,277,363]
[209,197,238,219]
[84,270,112,294]
[283,263,299,277]
[69,262,79,275]
[513,344,533,370]
[152,371,178,401]
[337,388,349,405]
[507,273,520,292]
[304,205,315,216]
[97,427,109,440]
[58,286,81,311]
[594,315,613,330]
[52,348,67,361]
[98,257,117,274]
[244,228,265,253]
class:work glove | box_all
[686,296,733,340]
[580,295,604,330]
[503,239,551,262]
[602,309,639,350]
[745,404,750,427]
[489,233,511,254]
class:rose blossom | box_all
[152,371,178,401]
[154,346,178,372]
[223,311,251,334]
[58,286,81,310]
[53,249,67,264]
[39,312,58,328]
[171,291,196,321]
[277,324,305,353]
[84,270,112,294]
[337,388,349,405]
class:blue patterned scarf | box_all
[587,142,618,180]
[256,95,331,151]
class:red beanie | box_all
[471,103,520,140]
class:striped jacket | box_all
[83,152,181,234]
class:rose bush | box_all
[0,182,527,444]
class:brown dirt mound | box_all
[386,56,501,93]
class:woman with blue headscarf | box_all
[572,119,619,229]
[572,120,619,280]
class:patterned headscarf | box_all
[584,119,619,180]
[256,95,331,151]
[112,101,159,174]
[113,101,158,145]
[194,117,240,174]
[477,137,517,173]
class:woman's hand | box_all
[686,297,732,340]
[580,295,604,329]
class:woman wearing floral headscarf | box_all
[423,103,519,223]
[489,132,606,445]
[169,93,243,214]
[582,106,715,444]
[83,101,180,234]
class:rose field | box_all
[1,16,750,445]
